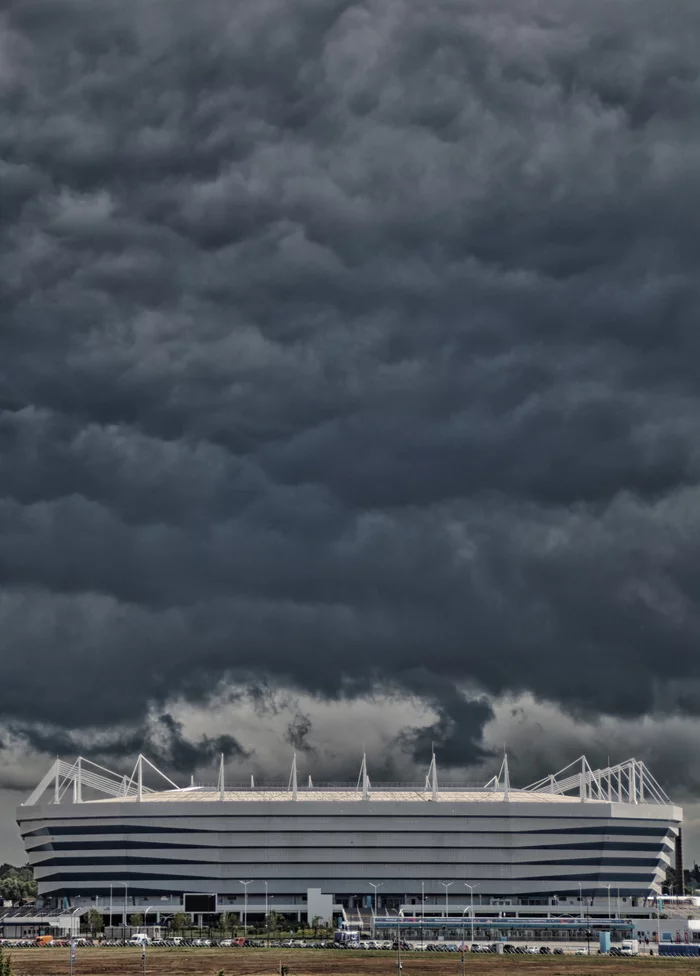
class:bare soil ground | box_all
[5,948,700,976]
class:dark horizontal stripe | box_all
[22,825,204,838]
[20,814,674,829]
[27,839,670,854]
[37,871,658,884]
[522,858,661,867]
[32,848,660,870]
[520,874,653,883]
[22,823,673,839]
[527,826,671,836]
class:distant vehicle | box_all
[128,934,151,946]
[620,940,640,956]
[35,935,54,945]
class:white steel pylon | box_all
[425,751,438,800]
[356,754,371,800]
[218,753,225,800]
[500,752,510,801]
[288,752,298,800]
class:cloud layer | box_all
[2,0,700,810]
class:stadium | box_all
[15,753,682,931]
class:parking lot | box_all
[1,946,698,976]
[0,936,633,954]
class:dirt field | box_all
[5,948,700,976]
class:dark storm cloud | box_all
[285,712,317,754]
[0,713,247,783]
[2,0,700,771]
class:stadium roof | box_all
[22,752,672,807]
[86,787,578,803]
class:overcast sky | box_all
[3,0,700,864]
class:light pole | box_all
[391,909,402,974]
[69,908,80,976]
[109,885,113,931]
[144,906,152,936]
[369,883,383,938]
[267,894,274,947]
[461,907,469,975]
[421,881,425,949]
[119,881,128,936]
[578,882,583,922]
[464,884,479,943]
[238,880,252,937]
[605,884,611,926]
[141,922,148,976]
[586,895,591,957]
[439,881,453,919]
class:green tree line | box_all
[0,864,37,904]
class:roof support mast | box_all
[357,754,371,800]
[288,752,298,800]
[424,750,438,800]
[218,753,225,801]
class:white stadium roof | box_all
[23,751,672,807]
[89,788,578,803]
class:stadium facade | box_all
[17,754,682,924]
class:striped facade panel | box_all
[18,798,681,903]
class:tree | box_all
[218,912,238,937]
[171,912,188,935]
[0,864,38,905]
[129,913,144,928]
[85,908,104,937]
[0,943,13,976]
[311,916,322,937]
[267,911,284,939]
